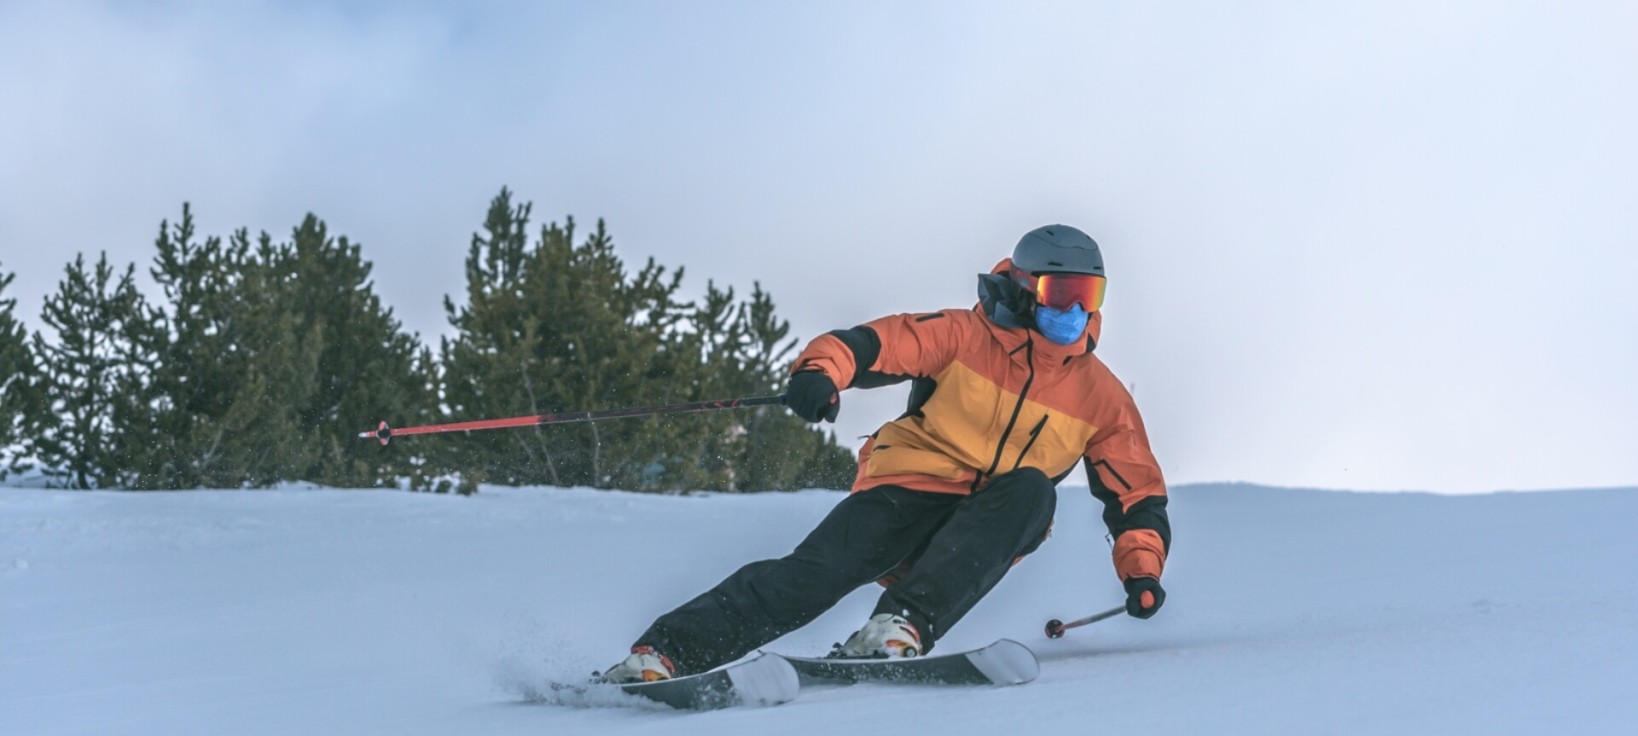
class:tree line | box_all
[0,188,858,493]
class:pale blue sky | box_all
[3,1,1634,492]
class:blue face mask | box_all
[1035,303,1089,345]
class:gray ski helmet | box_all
[1011,224,1104,278]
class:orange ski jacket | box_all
[791,260,1170,584]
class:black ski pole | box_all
[1044,605,1125,639]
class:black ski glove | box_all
[784,370,840,423]
[1124,576,1165,619]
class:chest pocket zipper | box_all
[1011,414,1050,471]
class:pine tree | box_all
[213,229,327,486]
[437,187,857,492]
[121,209,316,488]
[116,207,242,487]
[32,253,157,489]
[440,189,693,490]
[0,262,51,480]
[129,205,433,489]
[273,214,434,487]
[684,281,857,491]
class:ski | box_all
[548,653,799,711]
[780,638,1039,687]
[541,639,1034,710]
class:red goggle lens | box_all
[1023,272,1106,312]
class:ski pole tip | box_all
[373,421,392,446]
[1045,619,1066,639]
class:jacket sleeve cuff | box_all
[1112,529,1166,581]
[791,333,857,390]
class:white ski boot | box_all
[834,613,922,658]
[600,645,676,683]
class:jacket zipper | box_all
[1011,414,1049,471]
[975,338,1036,491]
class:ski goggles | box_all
[1015,270,1107,312]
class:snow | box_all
[3,483,1635,734]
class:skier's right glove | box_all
[784,370,840,423]
[1124,576,1165,619]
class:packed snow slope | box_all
[3,482,1635,735]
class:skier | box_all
[602,224,1171,682]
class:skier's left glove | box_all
[1124,576,1165,619]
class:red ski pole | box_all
[1044,605,1125,639]
[361,395,787,446]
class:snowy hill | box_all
[3,483,1635,735]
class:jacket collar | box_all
[975,258,1100,362]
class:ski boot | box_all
[599,645,676,683]
[832,613,922,659]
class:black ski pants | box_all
[635,467,1056,675]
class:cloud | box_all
[2,0,1634,492]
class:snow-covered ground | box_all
[3,482,1635,735]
